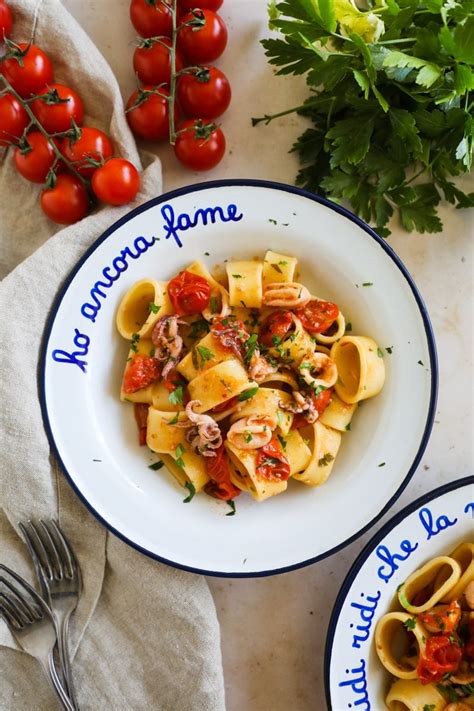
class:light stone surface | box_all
[62,1,474,709]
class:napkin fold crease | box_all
[0,1,225,709]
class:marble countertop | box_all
[64,1,474,708]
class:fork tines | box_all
[19,520,77,581]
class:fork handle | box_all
[57,612,79,709]
[34,654,76,711]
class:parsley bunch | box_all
[254,0,474,236]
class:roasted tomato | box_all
[255,436,290,481]
[168,270,211,315]
[134,403,149,446]
[291,388,333,429]
[123,354,161,393]
[417,635,463,685]
[205,444,240,500]
[259,310,294,347]
[418,600,461,635]
[294,299,339,334]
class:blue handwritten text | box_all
[161,202,243,247]
[419,506,458,540]
[338,659,370,710]
[351,591,382,649]
[376,539,418,583]
[52,329,90,373]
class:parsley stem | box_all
[377,38,416,44]
[251,104,306,126]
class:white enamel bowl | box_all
[40,180,438,576]
[325,476,474,709]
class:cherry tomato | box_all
[259,310,294,348]
[14,131,60,183]
[178,9,227,64]
[177,66,231,119]
[168,270,211,315]
[256,436,291,481]
[1,43,54,98]
[174,119,225,171]
[0,1,13,39]
[40,174,89,225]
[130,0,172,38]
[291,388,333,429]
[417,635,463,685]
[32,84,84,133]
[91,158,140,206]
[61,127,113,177]
[294,299,339,334]
[179,0,223,10]
[133,37,184,86]
[123,354,161,394]
[134,403,149,446]
[419,600,461,635]
[0,92,28,146]
[205,444,240,500]
[126,86,176,141]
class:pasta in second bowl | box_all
[41,180,436,575]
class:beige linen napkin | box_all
[0,1,225,709]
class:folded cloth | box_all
[0,1,225,709]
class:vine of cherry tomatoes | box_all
[0,1,141,225]
[127,0,230,171]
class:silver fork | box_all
[19,520,82,709]
[0,564,75,711]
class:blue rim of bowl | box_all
[38,178,439,578]
[323,474,474,709]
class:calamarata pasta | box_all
[115,252,385,505]
[375,543,474,709]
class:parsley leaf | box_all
[148,460,164,470]
[183,481,195,503]
[404,618,416,631]
[148,302,160,314]
[226,500,236,516]
[238,386,259,401]
[168,386,184,406]
[196,345,214,367]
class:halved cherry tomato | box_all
[123,353,161,394]
[259,310,294,348]
[205,444,240,500]
[40,174,89,225]
[0,92,28,146]
[256,436,291,481]
[0,1,12,39]
[291,388,333,429]
[179,0,223,10]
[417,635,463,685]
[133,37,184,86]
[126,86,176,142]
[168,270,211,315]
[61,127,113,178]
[134,403,149,446]
[130,0,173,38]
[32,84,84,133]
[91,158,140,206]
[178,9,227,64]
[174,119,225,171]
[419,600,461,635]
[177,66,231,119]
[14,131,60,183]
[1,43,54,97]
[209,395,239,414]
[294,299,339,335]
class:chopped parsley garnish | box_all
[377,348,384,358]
[182,481,195,503]
[130,332,140,352]
[345,423,351,431]
[423,705,435,711]
[277,434,287,451]
[404,618,416,631]
[299,362,312,370]
[175,443,186,469]
[168,386,184,406]
[345,322,352,332]
[240,300,247,308]
[210,296,219,314]
[436,685,458,703]
[238,386,259,401]
[149,347,156,357]
[232,274,243,279]
[226,500,236,516]
[272,335,282,346]
[167,413,179,425]
[378,462,386,467]
[244,333,259,364]
[189,318,210,340]
[271,263,283,274]
[196,345,214,367]
[204,251,210,256]
[244,431,253,443]
[278,260,288,266]
[362,282,373,287]
[318,453,334,467]
[268,218,277,224]
[148,302,160,314]
[312,384,328,397]
[148,460,164,471]
[386,346,394,354]
[418,359,424,366]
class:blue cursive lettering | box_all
[351,591,382,649]
[465,502,474,517]
[419,506,458,540]
[52,329,90,373]
[161,202,243,247]
[338,659,370,710]
[376,540,418,583]
[81,235,156,323]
